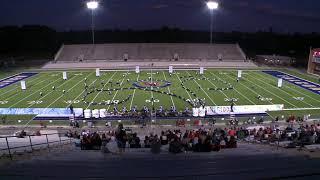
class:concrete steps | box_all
[1,143,320,180]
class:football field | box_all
[0,69,320,119]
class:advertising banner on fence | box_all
[199,106,206,117]
[100,109,107,118]
[84,109,92,119]
[195,104,284,116]
[192,108,199,117]
[0,108,83,117]
[92,109,100,118]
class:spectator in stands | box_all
[193,138,203,152]
[169,137,183,154]
[219,136,227,149]
[181,133,191,151]
[227,136,237,148]
[203,136,213,152]
[92,132,102,149]
[101,134,109,147]
[144,136,151,148]
[236,127,247,140]
[129,133,141,148]
[151,135,161,154]
[81,134,90,150]
[35,130,41,136]
[18,130,27,138]
[80,131,102,150]
[228,128,236,137]
[115,123,127,154]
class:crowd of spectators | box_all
[166,128,238,153]
[72,121,320,153]
[247,123,320,147]
[80,131,102,150]
[74,124,239,154]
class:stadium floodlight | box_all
[87,1,99,10]
[206,1,219,44]
[207,1,219,10]
[86,1,99,45]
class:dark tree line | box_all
[1,25,320,67]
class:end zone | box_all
[0,72,38,89]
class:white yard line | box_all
[0,72,63,96]
[285,86,320,104]
[249,72,313,108]
[9,77,62,108]
[224,72,273,105]
[2,78,49,101]
[0,74,44,97]
[129,73,140,110]
[150,69,154,107]
[86,72,117,109]
[282,107,320,111]
[106,71,128,111]
[23,73,93,128]
[44,72,94,109]
[0,72,24,81]
[255,72,320,105]
[26,75,79,108]
[278,70,320,86]
[185,71,216,106]
[162,71,175,108]
[203,73,233,104]
[66,76,98,108]
[175,73,194,104]
[210,72,256,105]
[244,73,298,108]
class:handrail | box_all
[0,133,73,160]
[0,133,64,139]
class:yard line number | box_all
[0,101,8,104]
[27,100,43,105]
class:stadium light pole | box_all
[207,1,219,44]
[86,1,99,45]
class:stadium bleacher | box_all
[56,43,246,61]
[44,43,256,69]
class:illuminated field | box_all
[0,69,319,121]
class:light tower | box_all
[86,0,99,45]
[206,1,219,44]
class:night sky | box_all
[1,0,320,33]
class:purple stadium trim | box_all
[0,72,38,89]
[262,70,320,95]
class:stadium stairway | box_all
[1,143,320,179]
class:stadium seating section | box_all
[43,43,257,69]
[57,43,246,61]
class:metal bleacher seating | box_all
[55,43,246,62]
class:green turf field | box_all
[0,69,319,119]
